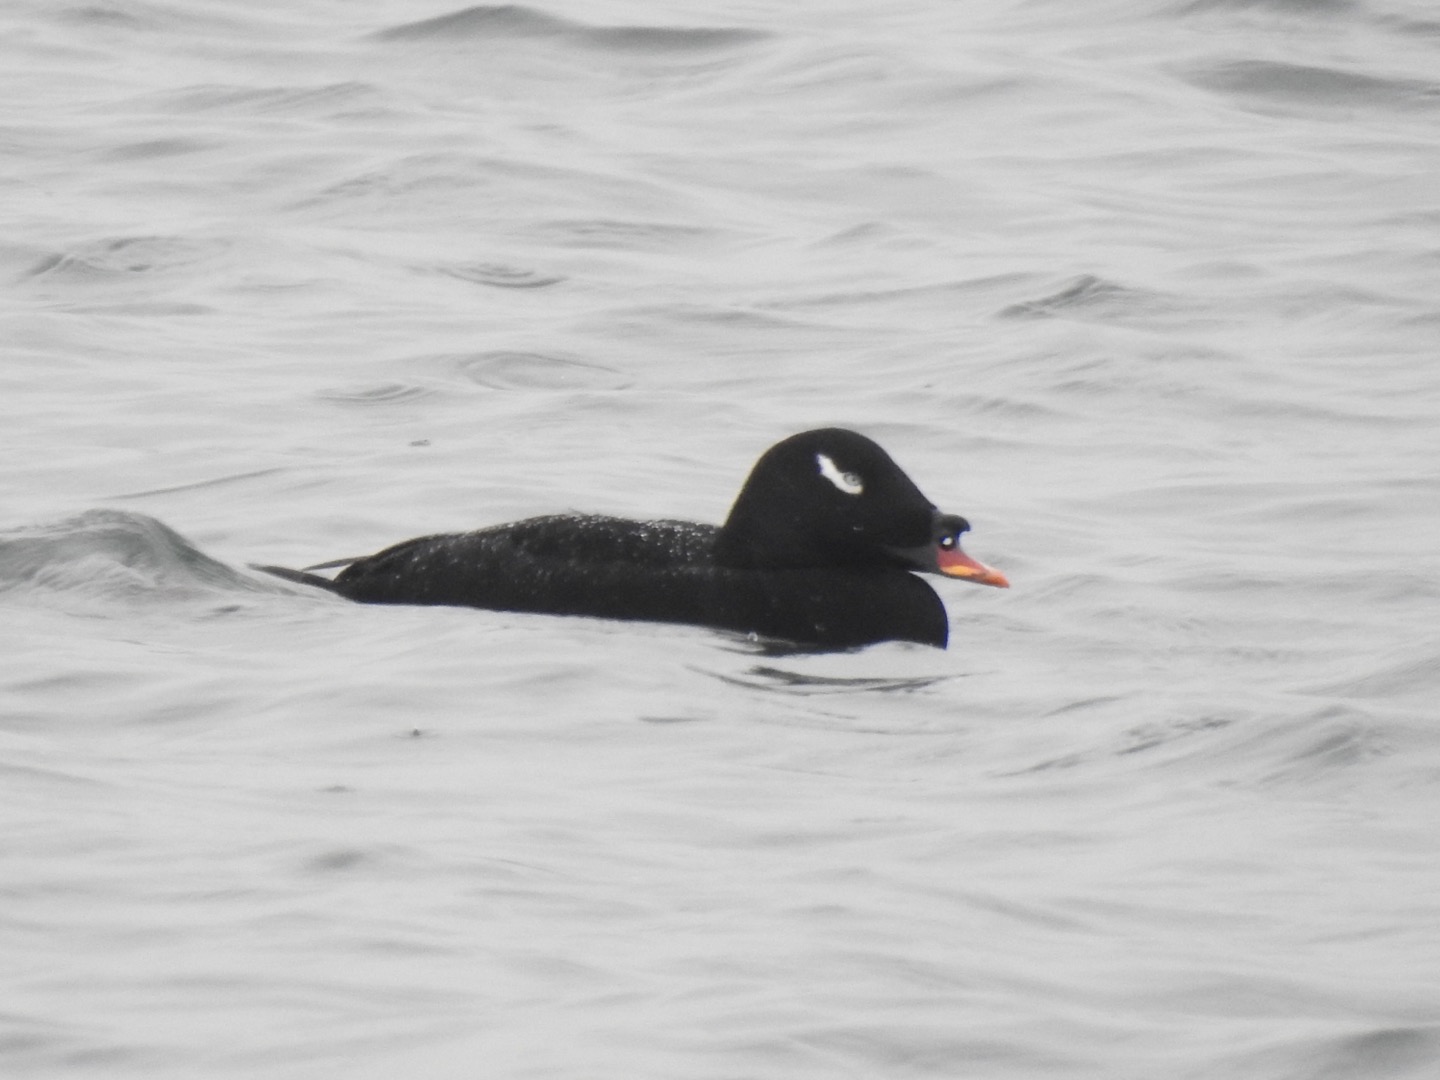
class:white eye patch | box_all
[816,453,864,496]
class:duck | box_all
[255,428,1007,648]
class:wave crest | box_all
[0,510,268,606]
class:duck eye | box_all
[815,453,864,496]
[939,534,957,550]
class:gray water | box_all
[3,0,1439,1076]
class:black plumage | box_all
[257,428,1007,649]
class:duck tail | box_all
[251,563,343,593]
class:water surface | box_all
[3,0,1439,1076]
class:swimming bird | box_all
[256,428,1007,648]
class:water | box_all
[3,0,1439,1075]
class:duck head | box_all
[714,428,1008,587]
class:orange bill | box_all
[936,545,1010,588]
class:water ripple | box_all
[451,351,632,391]
[21,236,228,282]
[316,382,435,405]
[703,665,953,697]
[1189,60,1440,113]
[432,261,565,289]
[998,274,1187,323]
[373,4,770,53]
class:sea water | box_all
[2,0,1439,1076]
